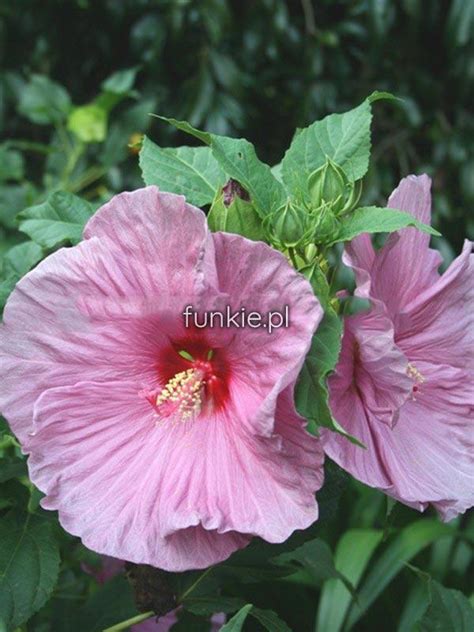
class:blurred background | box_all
[0,2,473,631]
[1,0,472,258]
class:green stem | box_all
[288,247,299,269]
[102,611,155,632]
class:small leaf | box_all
[0,145,24,182]
[0,510,60,629]
[139,137,225,206]
[331,205,440,244]
[101,67,139,95]
[18,75,71,125]
[220,604,253,631]
[18,191,93,248]
[273,539,356,597]
[416,580,474,632]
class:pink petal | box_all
[26,379,323,571]
[396,240,474,372]
[0,187,214,444]
[345,175,442,313]
[211,232,323,436]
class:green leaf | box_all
[0,457,27,483]
[157,116,287,216]
[207,136,287,217]
[220,604,253,631]
[0,241,43,309]
[76,575,138,632]
[18,75,71,125]
[250,607,292,632]
[295,262,362,445]
[0,510,60,629]
[97,67,139,113]
[281,99,372,202]
[18,191,93,248]
[152,115,211,144]
[139,137,226,206]
[346,519,454,628]
[273,539,356,596]
[0,145,24,182]
[101,67,139,95]
[415,580,474,632]
[330,205,440,244]
[316,529,383,632]
[207,192,265,241]
[67,104,107,143]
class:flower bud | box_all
[265,201,313,248]
[313,202,341,244]
[308,158,361,216]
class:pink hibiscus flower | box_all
[323,175,474,520]
[0,186,324,570]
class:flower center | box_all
[407,362,425,398]
[154,367,206,424]
[146,338,231,424]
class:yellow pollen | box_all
[406,363,425,384]
[155,368,205,423]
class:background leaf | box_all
[18,191,93,248]
[0,510,60,629]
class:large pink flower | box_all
[0,186,324,570]
[323,175,474,520]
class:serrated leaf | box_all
[0,510,60,629]
[346,519,454,628]
[0,457,27,483]
[281,99,372,203]
[208,136,287,217]
[156,116,287,216]
[139,137,226,206]
[316,529,383,632]
[18,191,93,248]
[416,580,474,632]
[330,205,440,244]
[220,604,253,631]
[18,75,71,125]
